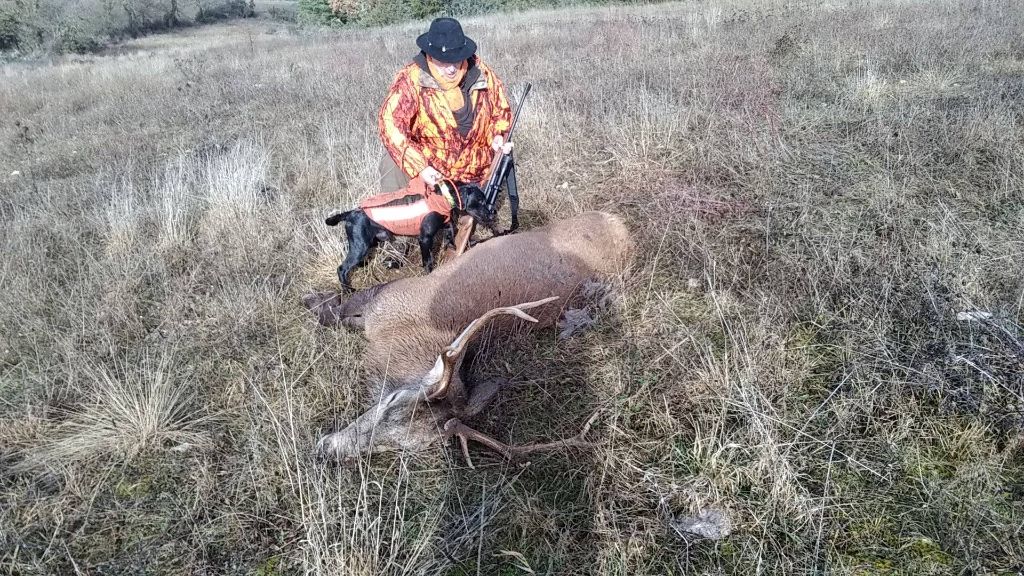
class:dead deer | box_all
[306,211,634,466]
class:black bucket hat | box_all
[416,18,477,64]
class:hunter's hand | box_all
[491,135,514,155]
[419,166,443,187]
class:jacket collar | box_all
[413,53,486,91]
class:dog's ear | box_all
[459,184,484,201]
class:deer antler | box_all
[423,296,560,401]
[442,410,601,469]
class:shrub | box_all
[297,0,345,25]
[196,0,254,23]
[0,8,19,50]
[354,0,412,26]
[408,0,444,19]
[56,24,106,54]
[265,4,297,22]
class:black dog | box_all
[325,182,494,290]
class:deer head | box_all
[315,298,559,465]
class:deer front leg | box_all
[442,411,600,469]
[447,214,476,259]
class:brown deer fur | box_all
[313,211,634,464]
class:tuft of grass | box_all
[29,354,212,468]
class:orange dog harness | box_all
[359,177,460,237]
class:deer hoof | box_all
[315,433,358,467]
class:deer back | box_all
[357,211,633,385]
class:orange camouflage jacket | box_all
[378,54,512,185]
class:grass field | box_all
[2,0,1023,574]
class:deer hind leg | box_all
[442,411,600,469]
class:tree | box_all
[164,0,179,27]
[122,0,139,36]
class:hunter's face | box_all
[432,58,463,79]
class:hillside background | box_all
[0,0,631,55]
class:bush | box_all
[0,8,19,50]
[265,2,298,22]
[297,0,345,25]
[408,0,444,19]
[56,24,106,54]
[196,0,254,23]
[354,0,412,26]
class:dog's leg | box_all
[444,218,458,249]
[338,252,361,292]
[338,212,376,291]
[419,212,446,272]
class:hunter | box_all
[378,17,516,196]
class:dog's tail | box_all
[325,209,353,227]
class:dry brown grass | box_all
[2,1,1024,574]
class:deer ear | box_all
[465,378,504,416]
[422,354,448,400]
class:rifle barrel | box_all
[485,83,531,200]
[504,82,531,143]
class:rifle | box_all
[483,82,531,214]
[448,83,530,259]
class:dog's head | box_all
[453,183,496,227]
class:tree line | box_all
[0,0,255,53]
